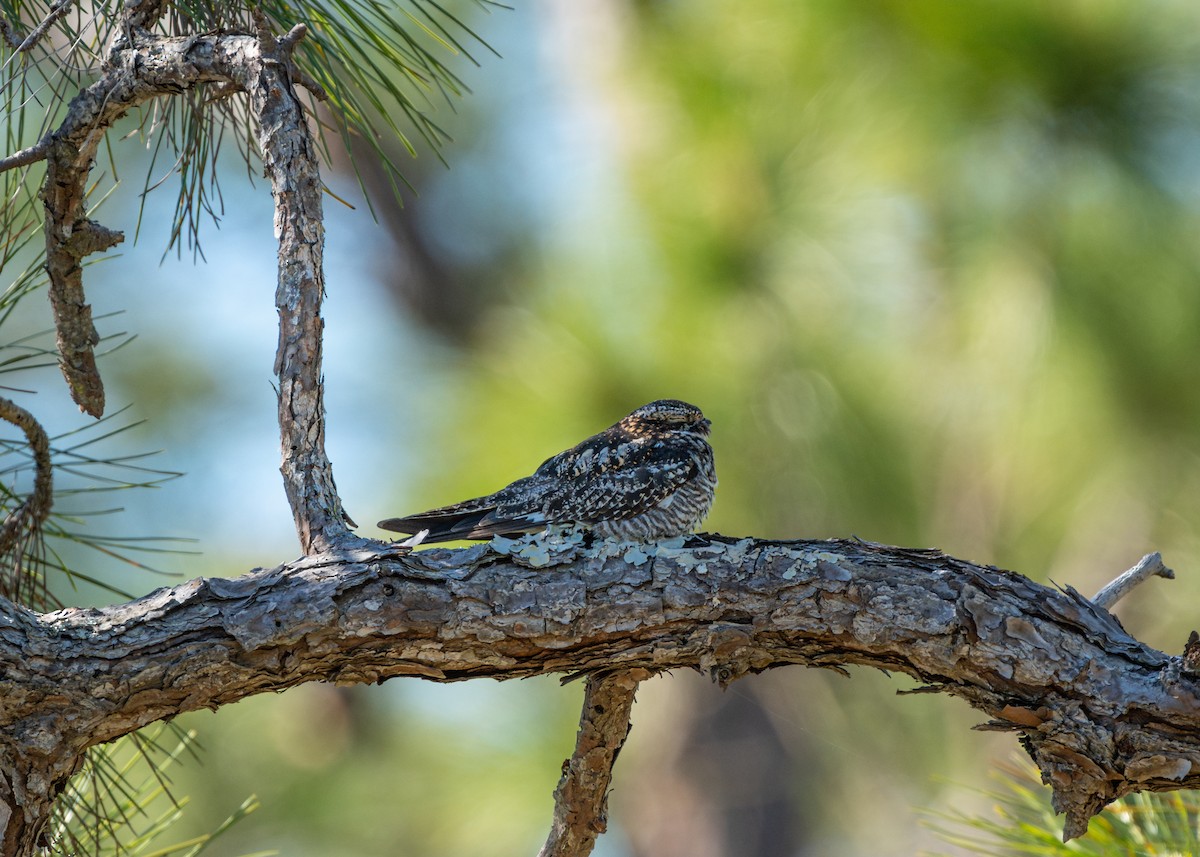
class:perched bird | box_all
[378,399,717,543]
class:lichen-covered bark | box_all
[0,535,1196,846]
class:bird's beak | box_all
[698,418,712,435]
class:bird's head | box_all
[622,399,711,437]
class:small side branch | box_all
[0,398,52,606]
[1092,552,1174,610]
[0,0,77,54]
[290,64,328,101]
[0,140,48,173]
[539,671,643,857]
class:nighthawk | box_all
[377,399,716,543]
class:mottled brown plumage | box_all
[378,399,717,543]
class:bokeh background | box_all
[10,0,1200,854]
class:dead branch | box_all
[540,671,643,857]
[33,20,349,549]
[39,33,244,416]
[43,138,121,418]
[1091,552,1173,609]
[0,142,49,173]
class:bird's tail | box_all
[377,507,496,543]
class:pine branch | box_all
[0,535,1192,853]
[0,1,492,853]
[245,11,352,551]
[39,34,236,416]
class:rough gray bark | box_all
[39,31,237,415]
[244,13,352,553]
[15,2,345,535]
[0,535,1195,851]
[33,16,349,547]
[1091,551,1172,610]
[30,24,332,429]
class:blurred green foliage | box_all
[428,0,1200,637]
[929,757,1200,855]
[49,723,265,857]
[392,1,1200,852]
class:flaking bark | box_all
[0,398,53,607]
[29,16,345,531]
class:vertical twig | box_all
[246,15,353,552]
[539,670,644,857]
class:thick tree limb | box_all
[540,671,642,857]
[1,535,1197,849]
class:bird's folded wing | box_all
[547,455,697,523]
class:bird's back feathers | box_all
[378,399,716,544]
